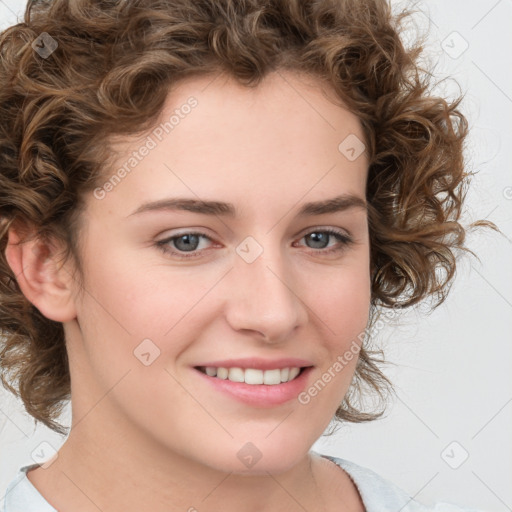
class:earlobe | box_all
[4,222,78,323]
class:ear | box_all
[4,221,78,323]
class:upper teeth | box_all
[202,367,301,385]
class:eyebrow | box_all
[128,193,367,218]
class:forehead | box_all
[90,70,368,220]
[156,70,364,151]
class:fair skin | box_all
[5,70,370,511]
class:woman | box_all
[0,0,497,510]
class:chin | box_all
[198,434,312,476]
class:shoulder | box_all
[315,451,484,512]
[2,463,57,512]
[2,456,484,512]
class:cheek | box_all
[303,258,371,391]
[308,257,371,340]
[77,252,192,336]
[74,250,225,384]
[289,292,369,453]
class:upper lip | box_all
[194,357,314,370]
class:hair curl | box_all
[0,0,499,435]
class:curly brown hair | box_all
[0,0,499,435]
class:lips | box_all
[193,357,314,371]
[192,357,314,406]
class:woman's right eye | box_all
[155,232,214,259]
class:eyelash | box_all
[155,228,354,260]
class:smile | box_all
[196,366,303,385]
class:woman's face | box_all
[66,71,370,474]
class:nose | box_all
[223,243,308,344]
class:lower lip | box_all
[193,367,314,406]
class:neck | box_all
[28,405,328,512]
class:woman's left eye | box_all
[155,229,354,259]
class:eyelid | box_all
[156,225,352,242]
[155,225,355,260]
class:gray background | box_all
[0,0,511,510]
